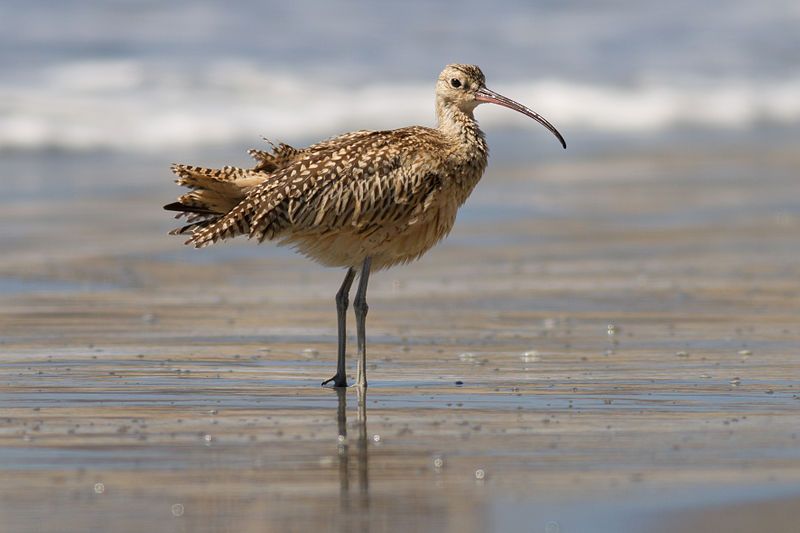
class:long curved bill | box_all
[475,87,566,149]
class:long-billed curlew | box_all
[164,64,565,389]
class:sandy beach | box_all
[0,138,798,531]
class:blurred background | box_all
[2,0,799,155]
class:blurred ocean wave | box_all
[2,59,799,152]
[1,0,798,152]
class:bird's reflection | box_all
[334,387,369,512]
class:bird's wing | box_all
[187,127,448,248]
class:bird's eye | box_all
[450,78,462,88]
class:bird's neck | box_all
[435,101,488,159]
[435,100,489,200]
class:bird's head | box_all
[436,64,566,149]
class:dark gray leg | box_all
[354,257,372,389]
[322,268,356,387]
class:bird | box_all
[164,64,565,389]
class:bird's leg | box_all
[353,257,372,389]
[322,268,356,387]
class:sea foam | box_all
[1,60,798,152]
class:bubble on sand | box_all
[521,351,541,363]
[474,469,486,480]
[607,324,620,335]
[93,483,105,494]
[171,503,184,517]
[433,456,444,470]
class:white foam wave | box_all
[1,60,799,152]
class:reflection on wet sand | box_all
[335,387,369,516]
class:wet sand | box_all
[1,141,799,532]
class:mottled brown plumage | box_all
[165,64,565,388]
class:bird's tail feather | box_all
[164,164,267,241]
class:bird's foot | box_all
[321,374,348,388]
